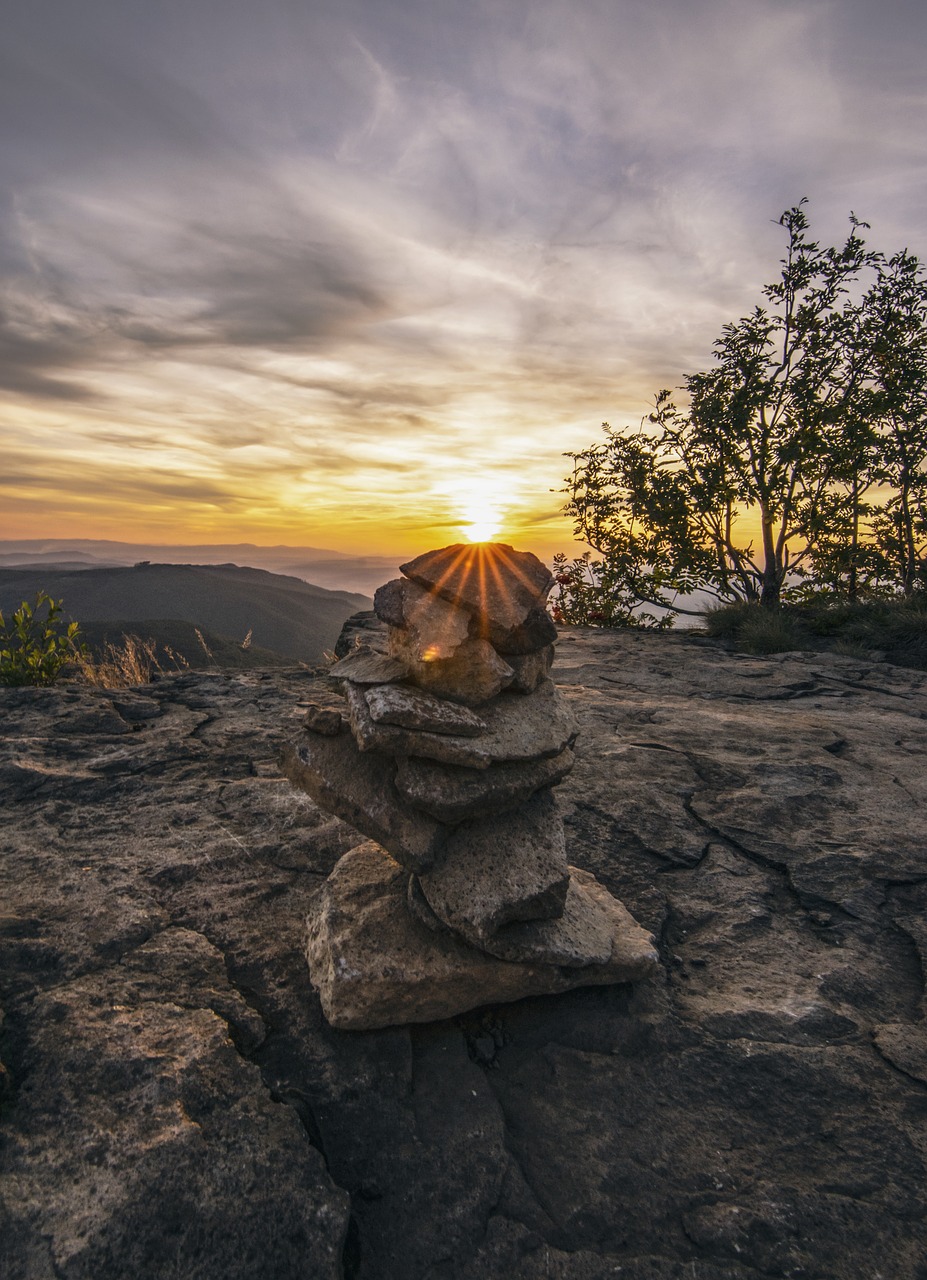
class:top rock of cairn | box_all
[373,542,557,706]
[400,542,553,643]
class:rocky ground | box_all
[2,627,926,1279]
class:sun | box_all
[464,518,500,542]
[460,499,502,543]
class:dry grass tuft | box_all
[76,634,190,688]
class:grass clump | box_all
[75,634,190,688]
[703,601,762,642]
[736,610,805,655]
[702,594,927,668]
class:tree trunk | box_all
[760,504,781,608]
[848,479,860,602]
[899,465,916,598]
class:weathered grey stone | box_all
[7,642,927,1277]
[388,627,514,705]
[373,578,406,627]
[304,704,344,736]
[400,543,553,637]
[505,644,554,693]
[417,790,570,942]
[0,933,349,1280]
[493,606,559,655]
[344,678,578,769]
[477,869,618,966]
[281,737,446,873]
[327,646,408,685]
[365,684,487,737]
[394,748,576,823]
[413,863,617,969]
[333,609,387,657]
[305,842,659,1030]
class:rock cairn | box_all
[283,542,657,1030]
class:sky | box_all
[2,0,927,560]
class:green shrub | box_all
[736,610,805,655]
[702,594,927,668]
[0,593,87,687]
[702,601,759,640]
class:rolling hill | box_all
[0,563,371,665]
[0,540,401,596]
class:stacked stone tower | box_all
[283,542,656,1030]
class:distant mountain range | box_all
[0,563,373,666]
[0,539,402,597]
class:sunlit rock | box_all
[387,628,514,705]
[400,542,553,641]
[284,540,656,1029]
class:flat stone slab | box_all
[394,747,575,823]
[477,870,618,966]
[306,842,659,1030]
[328,647,408,685]
[345,679,577,769]
[417,790,570,942]
[281,737,446,873]
[365,684,487,737]
[400,543,553,638]
[408,867,617,967]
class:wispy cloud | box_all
[2,0,926,553]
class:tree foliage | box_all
[560,202,927,624]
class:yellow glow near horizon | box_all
[462,512,501,542]
[442,481,509,544]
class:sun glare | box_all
[461,500,502,543]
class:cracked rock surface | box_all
[2,630,927,1279]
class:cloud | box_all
[1,0,927,552]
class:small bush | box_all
[702,601,759,640]
[736,610,805,655]
[702,594,927,669]
[0,593,86,687]
[550,551,673,629]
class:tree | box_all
[562,202,918,620]
[865,251,927,597]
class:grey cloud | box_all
[2,0,927,546]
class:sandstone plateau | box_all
[2,627,927,1278]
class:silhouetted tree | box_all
[562,202,926,622]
